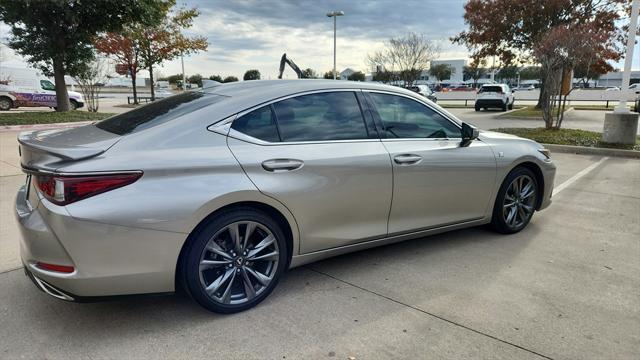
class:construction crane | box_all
[278,53,304,79]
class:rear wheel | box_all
[475,105,480,112]
[181,208,288,313]
[508,100,514,110]
[0,96,13,111]
[69,100,78,110]
[491,167,538,234]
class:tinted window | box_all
[479,86,503,93]
[232,106,280,142]
[368,93,460,139]
[272,92,368,142]
[96,92,226,135]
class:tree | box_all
[429,64,453,82]
[188,74,203,87]
[496,65,519,84]
[73,57,108,112]
[133,1,208,100]
[243,69,261,81]
[164,74,184,84]
[323,70,338,79]
[452,0,626,112]
[209,75,224,82]
[94,31,143,104]
[301,68,318,79]
[367,32,439,86]
[462,60,487,88]
[519,66,541,81]
[0,0,165,111]
[372,69,394,84]
[223,76,238,83]
[348,71,365,82]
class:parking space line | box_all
[307,267,554,360]
[554,157,609,195]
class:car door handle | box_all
[261,159,304,172]
[393,154,422,165]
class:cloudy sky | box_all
[1,0,638,80]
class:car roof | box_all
[204,79,417,101]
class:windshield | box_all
[40,80,55,91]
[96,92,227,135]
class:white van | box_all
[0,67,84,111]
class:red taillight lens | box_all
[36,262,75,273]
[34,172,141,205]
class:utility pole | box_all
[326,11,344,80]
[181,52,186,91]
[602,0,639,145]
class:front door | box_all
[365,91,496,235]
[227,90,392,254]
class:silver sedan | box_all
[15,80,555,313]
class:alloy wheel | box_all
[502,174,536,229]
[198,221,279,305]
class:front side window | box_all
[40,80,55,91]
[272,92,369,142]
[231,106,280,142]
[368,93,460,139]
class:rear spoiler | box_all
[18,134,107,161]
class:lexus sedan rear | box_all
[16,80,555,313]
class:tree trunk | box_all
[535,78,545,109]
[148,63,155,101]
[52,58,70,112]
[130,69,138,104]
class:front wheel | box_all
[0,97,13,111]
[491,167,538,234]
[69,100,78,110]
[181,208,288,313]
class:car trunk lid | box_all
[18,124,121,171]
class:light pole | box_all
[326,10,344,80]
[181,52,186,91]
[615,0,639,113]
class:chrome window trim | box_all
[221,88,378,146]
[362,89,464,141]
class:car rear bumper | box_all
[475,99,506,108]
[15,184,184,300]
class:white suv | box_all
[475,84,514,111]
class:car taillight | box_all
[33,172,142,205]
[36,262,75,273]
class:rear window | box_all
[479,86,503,93]
[96,92,226,135]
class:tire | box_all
[490,167,538,234]
[0,97,13,111]
[69,100,78,110]
[475,106,480,112]
[181,207,288,314]
[508,100,514,110]
[501,103,507,111]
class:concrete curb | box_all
[0,121,95,132]
[543,143,640,159]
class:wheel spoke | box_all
[518,206,527,224]
[503,201,516,208]
[205,267,234,296]
[206,241,233,260]
[247,234,275,258]
[243,222,256,252]
[229,223,241,253]
[506,206,517,226]
[520,180,533,198]
[245,267,271,286]
[220,271,237,304]
[241,268,256,300]
[521,203,533,213]
[200,259,231,270]
[248,250,279,262]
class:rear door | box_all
[364,91,496,235]
[226,90,393,254]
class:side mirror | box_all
[460,122,479,147]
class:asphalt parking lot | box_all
[0,128,638,359]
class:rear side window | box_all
[231,106,280,142]
[272,92,368,142]
[368,93,460,139]
[96,92,226,135]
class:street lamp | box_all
[327,10,344,80]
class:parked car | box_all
[449,84,475,92]
[0,66,84,111]
[513,84,535,91]
[406,84,438,102]
[604,86,620,91]
[16,80,555,313]
[629,83,640,94]
[475,83,515,111]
